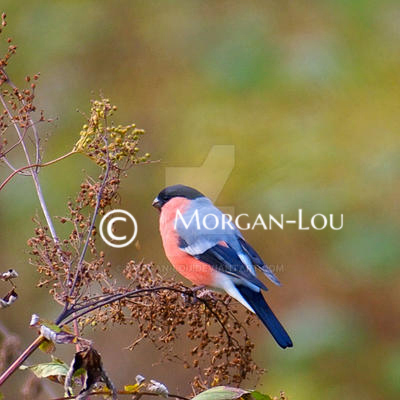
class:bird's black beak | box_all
[152,196,162,211]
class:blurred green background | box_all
[1,1,399,399]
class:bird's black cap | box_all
[152,184,204,209]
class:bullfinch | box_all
[153,184,293,349]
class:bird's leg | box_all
[190,285,206,293]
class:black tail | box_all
[236,284,293,349]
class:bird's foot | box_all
[190,286,216,302]
[181,285,215,304]
[195,288,215,301]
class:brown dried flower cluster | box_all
[75,262,262,390]
[0,20,45,166]
[27,169,121,303]
[26,94,150,304]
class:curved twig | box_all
[51,389,190,400]
[59,285,236,346]
[0,150,76,192]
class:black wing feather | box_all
[195,244,267,290]
[238,238,281,286]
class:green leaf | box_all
[41,322,62,333]
[192,386,250,400]
[20,357,69,379]
[39,338,55,354]
[251,391,273,400]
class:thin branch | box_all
[66,101,112,301]
[51,389,190,400]
[0,155,30,175]
[0,150,76,192]
[60,286,192,324]
[67,143,111,298]
[60,285,235,348]
[202,299,233,345]
[0,335,45,386]
[0,76,59,241]
[0,123,30,157]
[0,67,41,166]
[0,69,68,387]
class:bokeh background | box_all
[1,1,400,399]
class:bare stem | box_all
[0,335,45,386]
[67,129,111,299]
[51,390,190,400]
[0,74,59,241]
[0,69,64,387]
[68,160,110,298]
[0,156,29,174]
[1,69,42,166]
[59,285,235,347]
[1,121,31,157]
[0,150,76,192]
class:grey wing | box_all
[175,197,242,255]
[175,197,280,286]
